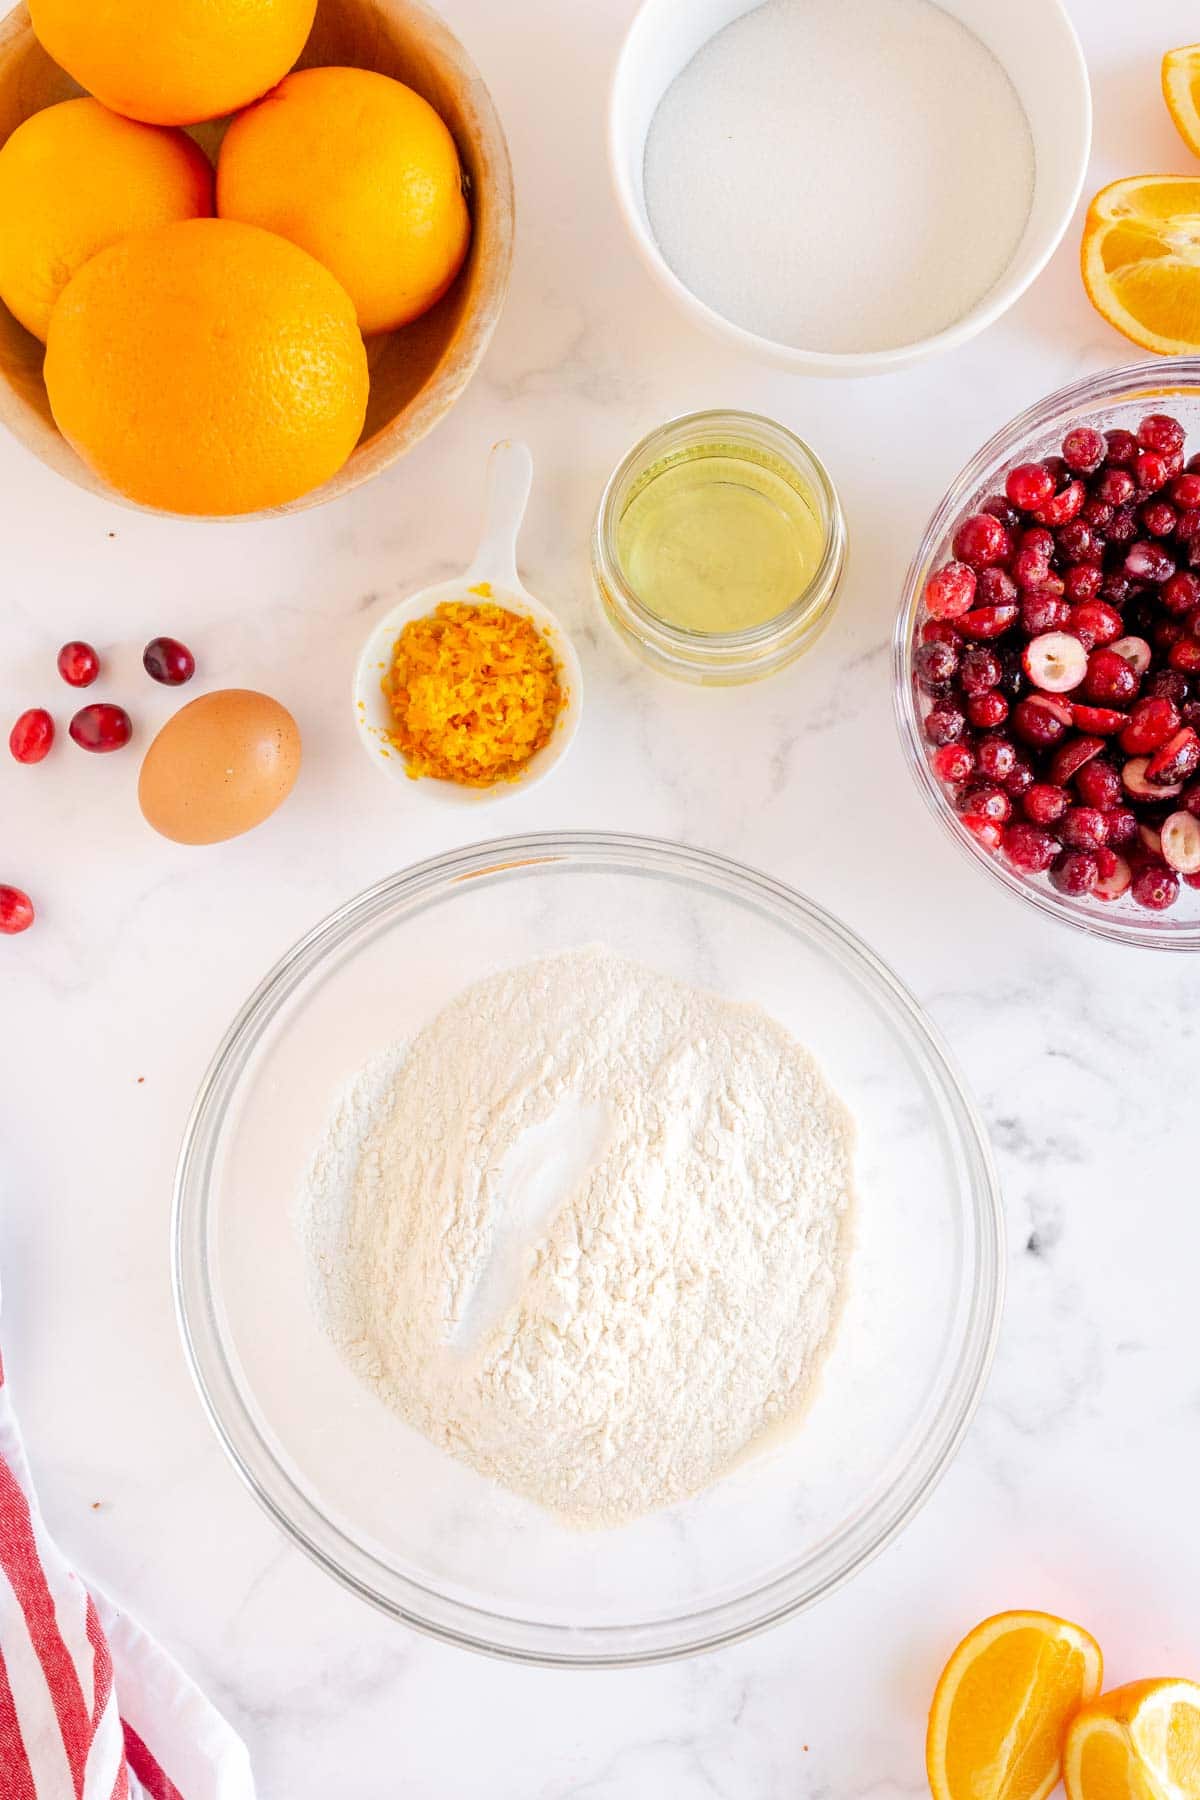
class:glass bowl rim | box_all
[172,830,1004,1667]
[893,357,1200,951]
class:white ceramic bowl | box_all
[354,441,582,806]
[609,0,1091,376]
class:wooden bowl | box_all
[0,0,514,518]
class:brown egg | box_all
[138,689,301,844]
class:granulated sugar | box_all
[643,0,1034,354]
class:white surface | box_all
[1,0,1197,1789]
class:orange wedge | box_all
[1164,47,1200,159]
[927,1611,1104,1800]
[1064,1679,1200,1800]
[1081,176,1200,354]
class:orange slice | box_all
[1064,1679,1200,1800]
[927,1610,1104,1800]
[1164,47,1200,159]
[1081,176,1200,354]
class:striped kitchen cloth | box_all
[0,1306,255,1799]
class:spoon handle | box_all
[465,439,533,593]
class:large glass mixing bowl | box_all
[173,834,1003,1665]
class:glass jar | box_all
[592,410,847,685]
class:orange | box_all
[26,0,317,127]
[1164,46,1200,159]
[1064,1679,1200,1800]
[217,65,470,334]
[1081,176,1200,355]
[44,218,368,516]
[0,98,212,342]
[927,1610,1104,1800]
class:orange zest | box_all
[1081,175,1200,354]
[1164,46,1200,160]
[384,600,564,787]
[1064,1679,1200,1800]
[927,1610,1104,1800]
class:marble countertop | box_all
[4,0,1200,1792]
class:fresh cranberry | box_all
[967,693,1009,729]
[1173,473,1200,508]
[1004,752,1036,798]
[1050,735,1105,786]
[1139,413,1186,456]
[1067,600,1122,649]
[925,562,977,619]
[1105,429,1139,469]
[981,495,1021,529]
[1003,822,1061,873]
[1037,481,1086,527]
[1107,506,1139,546]
[976,735,1017,781]
[68,703,132,754]
[1064,565,1103,604]
[1082,648,1140,705]
[9,708,54,764]
[1049,849,1100,895]
[1024,783,1069,825]
[1060,805,1108,850]
[924,702,966,746]
[1161,571,1200,616]
[57,640,100,688]
[1013,694,1070,748]
[1097,466,1136,505]
[1146,727,1200,786]
[933,744,975,784]
[959,782,1011,823]
[143,636,195,686]
[1169,638,1200,673]
[1135,449,1170,494]
[1184,700,1200,730]
[953,514,1010,567]
[1071,703,1128,736]
[1120,696,1180,756]
[997,649,1027,699]
[922,619,962,647]
[961,815,1004,852]
[1183,779,1200,818]
[1006,462,1055,509]
[1157,620,1187,653]
[959,646,1002,694]
[1141,500,1178,538]
[1019,526,1056,561]
[1131,860,1180,910]
[1054,520,1097,564]
[1145,668,1190,705]
[1125,541,1175,583]
[0,885,34,933]
[1099,573,1134,609]
[1075,759,1122,808]
[1021,593,1071,636]
[976,567,1018,607]
[1178,506,1200,540]
[959,605,1019,639]
[1103,807,1138,847]
[915,640,958,691]
[1061,427,1106,473]
[1082,498,1114,533]
[1013,548,1053,591]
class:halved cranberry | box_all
[1138,413,1186,456]
[1120,697,1180,756]
[961,815,1004,852]
[959,782,1011,823]
[1168,639,1200,673]
[1013,694,1071,748]
[1125,540,1175,582]
[1103,807,1138,847]
[915,640,958,691]
[1082,647,1140,705]
[9,708,54,764]
[1097,466,1136,504]
[0,885,34,933]
[933,744,975,784]
[967,693,1009,729]
[1060,805,1109,850]
[958,646,1002,695]
[1075,760,1122,809]
[1146,727,1200,786]
[924,702,966,745]
[1021,593,1071,636]
[57,640,100,688]
[953,514,1010,567]
[1161,810,1200,873]
[1071,703,1127,736]
[1067,600,1122,649]
[1160,571,1200,615]
[1131,860,1180,910]
[1064,565,1103,604]
[1094,848,1132,901]
[1023,783,1069,825]
[925,562,977,619]
[1050,849,1100,895]
[1006,462,1055,509]
[1003,822,1060,873]
[68,704,132,754]
[1173,473,1200,508]
[1109,635,1153,676]
[1036,481,1086,527]
[1062,427,1106,473]
[976,567,1018,606]
[959,604,1019,639]
[1024,632,1088,692]
[1135,450,1170,494]
[1050,735,1104,786]
[1124,756,1182,801]
[976,735,1017,781]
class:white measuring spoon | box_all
[353,440,583,803]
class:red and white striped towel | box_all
[0,1315,255,1800]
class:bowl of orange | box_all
[0,0,514,518]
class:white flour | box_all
[300,946,855,1527]
[644,0,1034,354]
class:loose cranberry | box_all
[1050,735,1105,786]
[925,562,977,619]
[1139,413,1186,456]
[57,640,100,688]
[1161,571,1200,616]
[981,495,1021,529]
[1082,647,1140,705]
[1141,500,1178,538]
[1075,759,1122,808]
[1006,462,1055,509]
[9,708,54,764]
[1135,449,1170,494]
[1146,727,1200,786]
[1037,481,1086,527]
[1050,849,1100,895]
[1105,428,1139,469]
[1067,600,1123,649]
[1161,810,1200,874]
[1131,861,1180,910]
[959,646,1002,694]
[68,703,132,754]
[1104,807,1139,847]
[1120,696,1180,756]
[1062,427,1106,473]
[1013,694,1070,748]
[0,886,34,933]
[1021,593,1071,636]
[1082,498,1114,533]
[976,567,1019,607]
[924,702,966,746]
[959,604,1019,639]
[1169,638,1200,674]
[1003,822,1061,873]
[953,514,1010,567]
[1064,565,1103,604]
[1173,473,1200,508]
[1054,520,1097,564]
[967,693,1009,729]
[933,743,975,784]
[1004,752,1036,798]
[1019,526,1056,562]
[961,815,1004,853]
[1012,548,1051,592]
[1125,541,1175,583]
[916,639,958,691]
[1110,635,1153,676]
[1060,805,1109,850]
[1094,848,1132,901]
[976,735,1017,781]
[960,782,1011,823]
[1097,466,1136,505]
[143,636,195,686]
[1145,668,1190,704]
[1107,506,1139,546]
[1071,704,1127,737]
[1024,783,1069,825]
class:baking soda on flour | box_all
[643,0,1035,354]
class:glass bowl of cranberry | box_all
[896,359,1200,949]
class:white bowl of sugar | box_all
[610,0,1091,376]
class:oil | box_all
[615,442,826,635]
